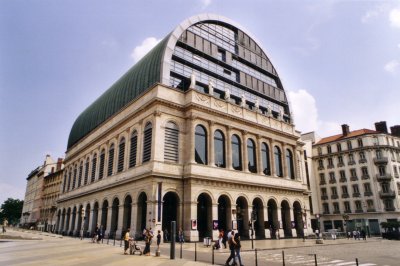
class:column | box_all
[263,205,270,238]
[186,201,199,242]
[282,144,288,178]
[188,116,196,163]
[277,207,284,238]
[212,203,219,240]
[130,202,138,235]
[242,130,249,172]
[105,206,112,236]
[209,121,215,166]
[257,136,264,175]
[248,207,253,240]
[226,126,233,170]
[73,207,80,236]
[116,204,124,238]
[290,208,297,237]
[89,208,95,234]
[270,140,276,177]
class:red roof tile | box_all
[316,129,378,145]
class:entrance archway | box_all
[137,192,147,237]
[66,208,71,235]
[236,196,249,239]
[162,192,179,233]
[281,200,292,238]
[267,199,278,239]
[123,196,132,232]
[197,193,212,239]
[71,206,77,233]
[252,198,265,239]
[110,198,119,237]
[293,201,304,238]
[217,195,231,231]
[84,203,91,235]
[92,202,99,234]
[61,209,66,233]
[77,205,83,236]
[101,200,108,230]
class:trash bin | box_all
[203,237,211,247]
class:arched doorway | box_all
[267,199,278,239]
[281,201,292,238]
[236,196,249,239]
[84,203,91,236]
[71,206,77,233]
[61,209,66,234]
[110,198,119,237]
[197,193,212,240]
[56,210,61,233]
[293,201,304,238]
[66,208,71,235]
[217,195,231,232]
[92,202,99,234]
[123,196,132,232]
[162,192,179,233]
[101,200,108,231]
[252,198,265,239]
[77,205,83,236]
[137,192,147,237]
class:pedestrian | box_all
[156,230,161,251]
[93,224,99,243]
[353,230,357,240]
[356,230,361,240]
[164,229,169,242]
[225,230,236,266]
[124,228,131,255]
[143,229,153,256]
[222,229,227,248]
[234,232,244,266]
[347,231,351,240]
[218,230,224,249]
[361,229,366,240]
[331,231,336,240]
[97,225,103,243]
[178,227,184,243]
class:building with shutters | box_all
[56,14,311,241]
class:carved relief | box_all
[194,92,210,104]
[231,106,243,115]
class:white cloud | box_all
[200,0,212,9]
[384,60,400,73]
[361,10,380,23]
[288,89,340,136]
[389,8,400,28]
[130,37,161,63]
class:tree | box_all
[0,198,24,225]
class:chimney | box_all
[56,158,64,171]
[341,124,350,136]
[375,121,388,133]
[390,125,400,137]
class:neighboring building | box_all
[40,158,64,232]
[308,122,400,235]
[56,14,311,241]
[21,155,61,228]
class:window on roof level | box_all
[107,144,115,176]
[117,138,125,173]
[357,138,363,147]
[347,140,352,150]
[337,143,342,152]
[99,150,105,180]
[142,122,153,163]
[91,154,97,183]
[164,122,179,163]
[129,131,138,168]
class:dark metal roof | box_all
[67,35,170,149]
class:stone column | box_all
[73,206,80,236]
[248,206,254,240]
[257,136,264,175]
[186,201,199,242]
[130,202,138,235]
[136,120,144,165]
[242,131,249,172]
[105,206,112,236]
[263,205,270,238]
[270,141,276,176]
[277,207,284,238]
[209,121,215,166]
[187,116,196,164]
[89,208,95,234]
[290,208,297,237]
[226,126,233,170]
[212,203,219,240]
[282,144,288,178]
[116,204,124,238]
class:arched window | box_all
[91,153,97,183]
[117,138,125,172]
[142,122,152,163]
[261,142,270,175]
[214,130,225,167]
[67,168,72,191]
[72,166,77,189]
[129,131,138,168]
[231,134,242,170]
[108,144,115,176]
[164,122,179,162]
[274,146,283,177]
[84,158,89,185]
[62,171,68,192]
[78,162,83,187]
[99,150,105,180]
[195,125,208,164]
[286,149,295,179]
[247,139,257,173]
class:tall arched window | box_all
[63,171,68,192]
[108,144,115,176]
[91,154,97,183]
[117,138,125,172]
[274,146,283,177]
[99,150,105,180]
[142,122,152,163]
[129,131,138,168]
[231,134,242,170]
[84,158,89,185]
[247,139,257,173]
[164,122,179,162]
[214,130,225,167]
[72,166,77,189]
[286,149,295,179]
[67,168,72,191]
[195,125,208,164]
[78,162,83,187]
[261,142,270,175]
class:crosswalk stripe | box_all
[359,264,376,266]
[335,262,357,266]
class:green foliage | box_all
[0,198,24,225]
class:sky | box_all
[1,0,400,204]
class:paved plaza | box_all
[1,229,400,266]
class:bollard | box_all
[314,254,318,266]
[180,241,183,259]
[282,250,285,266]
[120,238,122,247]
[107,233,110,245]
[113,232,116,246]
[255,248,258,266]
[170,221,176,260]
[195,242,197,261]
[355,258,359,266]
[212,246,215,265]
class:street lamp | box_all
[80,208,85,240]
[302,208,307,241]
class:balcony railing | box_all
[331,194,339,199]
[355,209,363,213]
[359,158,367,164]
[344,210,352,213]
[321,195,328,200]
[367,208,376,212]
[337,162,345,167]
[339,178,347,183]
[333,210,341,214]
[361,174,370,180]
[379,191,396,198]
[373,157,388,164]
[385,207,395,212]
[341,193,349,198]
[352,192,361,197]
[318,166,325,170]
[348,161,356,165]
[329,179,337,184]
[364,191,373,197]
[320,180,326,185]
[350,176,358,181]
[327,164,335,169]
[376,173,392,181]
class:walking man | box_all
[225,230,236,266]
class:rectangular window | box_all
[338,156,344,164]
[358,138,363,147]
[344,201,351,212]
[350,169,357,178]
[342,186,348,194]
[378,165,386,176]
[319,173,326,184]
[333,202,340,212]
[347,141,352,150]
[337,143,342,152]
[355,201,362,211]
[321,188,327,196]
[331,187,337,195]
[364,183,371,193]
[340,170,346,179]
[323,203,329,214]
[328,158,334,168]
[352,184,360,193]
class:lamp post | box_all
[302,208,307,241]
[80,208,85,240]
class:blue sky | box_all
[1,0,400,204]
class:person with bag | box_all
[143,229,152,256]
[234,232,244,266]
[225,230,236,266]
[123,228,131,255]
